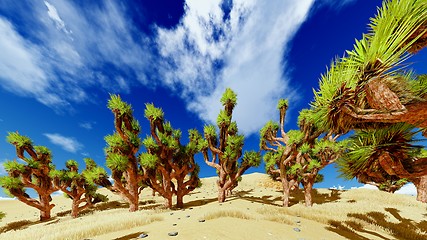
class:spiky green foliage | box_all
[217,110,231,126]
[0,211,5,221]
[106,153,129,172]
[144,103,164,121]
[3,160,25,173]
[277,99,289,110]
[6,132,32,148]
[220,88,237,106]
[287,130,304,145]
[107,94,132,116]
[337,123,420,184]
[139,153,159,169]
[311,0,427,133]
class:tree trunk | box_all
[281,178,290,207]
[71,201,79,218]
[413,176,427,203]
[164,196,173,208]
[218,188,226,203]
[176,191,184,209]
[39,194,52,221]
[304,180,314,207]
[129,197,139,212]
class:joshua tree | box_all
[141,104,201,208]
[261,103,345,206]
[311,0,427,136]
[337,123,427,202]
[105,95,146,212]
[202,88,261,202]
[50,158,110,218]
[0,132,58,221]
[261,116,299,206]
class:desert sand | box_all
[0,173,426,240]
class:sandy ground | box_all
[0,173,426,240]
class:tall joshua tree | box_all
[105,95,145,212]
[202,88,261,203]
[260,99,299,207]
[261,102,345,207]
[142,104,201,208]
[0,132,58,221]
[50,158,110,218]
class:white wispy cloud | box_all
[44,133,82,153]
[156,0,314,135]
[44,1,72,36]
[0,0,150,109]
[79,121,95,130]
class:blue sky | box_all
[1,0,425,198]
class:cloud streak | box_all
[44,133,82,153]
[156,0,314,135]
[0,0,150,109]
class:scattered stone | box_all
[296,220,301,224]
[170,213,174,215]
[293,228,301,232]
[186,215,190,218]
[168,231,178,236]
[189,207,193,210]
[177,218,181,220]
[138,233,148,238]
[172,223,177,226]
[199,219,205,222]
[297,215,301,217]
[247,208,250,210]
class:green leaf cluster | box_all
[242,151,261,167]
[139,153,159,169]
[220,88,237,107]
[107,94,132,116]
[144,103,164,121]
[277,99,288,110]
[106,153,129,172]
[6,132,32,147]
[3,160,25,173]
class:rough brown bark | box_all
[413,176,427,203]
[39,194,53,221]
[218,188,226,203]
[303,180,314,207]
[282,179,290,207]
[129,198,139,212]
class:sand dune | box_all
[0,173,426,240]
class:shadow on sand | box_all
[326,207,427,240]
[0,217,60,233]
[235,188,342,207]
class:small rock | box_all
[186,215,190,218]
[296,220,301,224]
[177,218,181,220]
[189,207,193,210]
[199,219,205,222]
[170,213,174,215]
[138,233,148,238]
[293,228,301,232]
[168,231,178,236]
[172,223,177,226]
